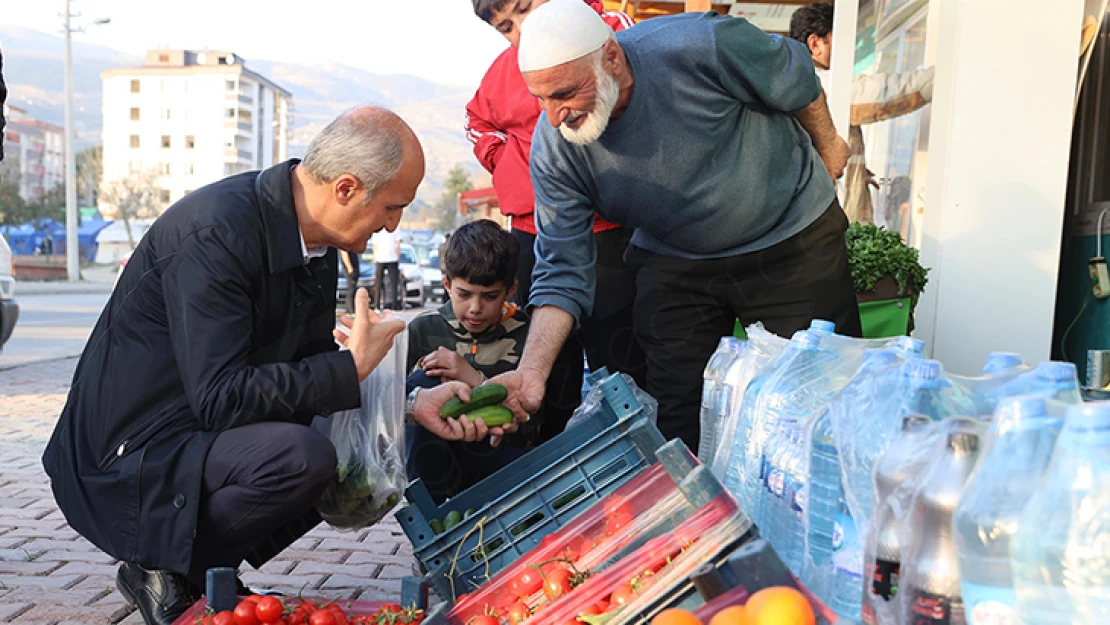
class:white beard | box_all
[559,61,620,147]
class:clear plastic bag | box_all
[566,372,657,429]
[313,329,408,530]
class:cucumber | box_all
[464,508,476,519]
[429,519,445,535]
[444,510,463,530]
[466,406,514,427]
[440,383,509,418]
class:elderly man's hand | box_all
[412,381,526,447]
[490,369,546,419]
[820,137,851,181]
[333,288,406,380]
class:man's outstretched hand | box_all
[489,368,547,420]
[334,288,406,380]
[412,381,528,447]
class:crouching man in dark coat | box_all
[42,107,524,625]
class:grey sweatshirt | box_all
[529,12,835,320]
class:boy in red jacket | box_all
[466,0,645,442]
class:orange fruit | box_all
[651,608,703,625]
[708,605,749,625]
[743,586,816,625]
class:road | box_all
[0,290,429,371]
[0,292,111,370]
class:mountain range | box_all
[0,25,491,202]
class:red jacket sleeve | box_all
[601,10,635,32]
[465,86,508,175]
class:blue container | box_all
[396,373,665,597]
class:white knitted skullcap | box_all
[518,0,612,73]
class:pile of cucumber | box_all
[439,383,513,426]
[428,508,479,535]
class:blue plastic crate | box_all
[395,373,664,595]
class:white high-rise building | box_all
[100,50,293,212]
[2,105,66,204]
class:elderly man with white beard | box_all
[492,0,862,454]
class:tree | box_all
[99,169,161,250]
[32,183,65,226]
[0,181,30,236]
[77,146,103,209]
[437,164,473,232]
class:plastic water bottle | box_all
[889,335,926,359]
[698,337,745,463]
[810,319,837,334]
[902,428,981,625]
[901,359,978,420]
[863,415,935,625]
[952,396,1064,625]
[1011,402,1110,624]
[782,426,809,576]
[981,352,1025,375]
[830,495,865,619]
[997,361,1082,405]
[809,349,903,613]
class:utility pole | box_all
[63,0,78,281]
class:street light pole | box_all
[63,0,79,281]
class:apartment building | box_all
[1,105,66,203]
[100,49,293,212]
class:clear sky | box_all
[2,0,510,87]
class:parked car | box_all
[423,248,445,304]
[336,244,424,309]
[0,233,19,351]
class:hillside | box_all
[0,25,490,202]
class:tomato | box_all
[468,617,499,625]
[299,602,319,613]
[608,583,636,607]
[234,601,261,625]
[212,612,236,625]
[285,611,307,625]
[544,567,575,600]
[308,611,337,625]
[325,605,348,625]
[455,594,471,605]
[243,595,264,605]
[507,568,545,598]
[604,511,634,537]
[255,596,285,623]
[508,601,531,625]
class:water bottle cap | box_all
[1035,361,1077,383]
[901,414,932,431]
[904,358,943,382]
[1065,402,1110,430]
[890,336,925,356]
[947,431,980,452]
[809,319,836,334]
[982,352,1024,374]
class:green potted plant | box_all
[845,222,930,337]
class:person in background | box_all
[466,0,646,443]
[438,232,451,273]
[371,227,403,309]
[41,107,523,625]
[789,1,935,227]
[341,249,361,314]
[493,0,860,453]
[404,220,533,502]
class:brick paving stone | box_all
[51,562,119,578]
[317,539,398,553]
[18,539,98,552]
[0,602,34,621]
[320,574,382,590]
[0,561,62,575]
[350,579,404,600]
[117,610,147,624]
[0,587,106,606]
[270,549,349,565]
[0,575,83,590]
[290,562,381,579]
[257,560,296,575]
[344,551,410,567]
[14,602,130,623]
[238,572,326,592]
[33,551,117,565]
[375,565,411,580]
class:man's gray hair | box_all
[301,107,405,200]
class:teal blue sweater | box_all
[529,12,835,320]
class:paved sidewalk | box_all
[16,266,117,296]
[0,360,415,624]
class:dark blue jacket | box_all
[42,160,359,574]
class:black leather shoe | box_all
[117,561,201,625]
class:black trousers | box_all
[626,201,862,453]
[513,227,646,442]
[187,423,336,586]
[344,270,360,314]
[375,262,402,310]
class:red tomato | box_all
[604,512,634,537]
[213,611,236,625]
[544,567,574,600]
[603,496,633,519]
[234,601,261,625]
[324,605,348,625]
[508,601,531,625]
[507,568,545,598]
[299,602,319,613]
[608,583,636,607]
[285,611,307,625]
[243,595,264,604]
[468,617,499,625]
[308,611,336,625]
[255,596,285,623]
